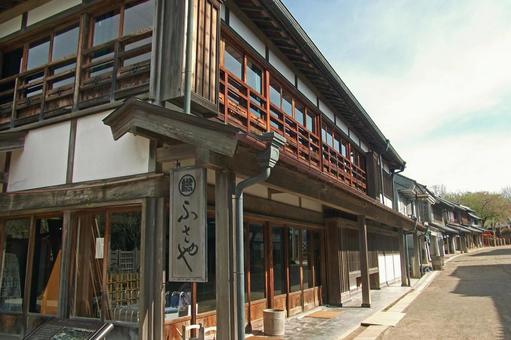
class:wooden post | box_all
[325,218,342,306]
[215,170,235,340]
[399,231,409,287]
[139,197,165,340]
[357,215,370,307]
[57,211,73,319]
[412,231,421,278]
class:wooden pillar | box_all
[57,211,74,319]
[411,231,421,278]
[325,218,342,306]
[399,231,409,287]
[215,170,236,340]
[357,215,370,307]
[139,197,166,340]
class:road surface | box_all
[381,246,511,340]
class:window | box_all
[282,91,293,116]
[70,209,141,323]
[270,80,281,107]
[288,228,301,292]
[27,39,50,70]
[247,223,265,301]
[272,227,286,295]
[0,49,22,105]
[124,0,154,35]
[224,44,243,80]
[295,102,305,126]
[197,219,216,313]
[29,217,63,315]
[0,219,30,313]
[93,11,120,46]
[53,26,79,61]
[246,60,263,94]
[306,112,315,133]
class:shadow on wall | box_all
[450,248,511,340]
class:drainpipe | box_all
[184,0,195,114]
[234,132,286,340]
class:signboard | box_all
[169,167,208,282]
[24,319,113,340]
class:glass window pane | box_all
[124,0,154,35]
[313,232,321,286]
[272,227,286,295]
[197,219,216,313]
[246,60,263,94]
[341,142,347,157]
[248,223,265,301]
[27,39,50,70]
[0,219,30,313]
[72,213,105,319]
[106,211,141,323]
[288,228,300,293]
[295,103,305,126]
[282,92,293,116]
[93,11,120,46]
[306,113,314,132]
[334,137,340,153]
[224,44,243,80]
[270,81,281,108]
[29,217,63,315]
[52,26,79,61]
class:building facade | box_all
[0,1,415,339]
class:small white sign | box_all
[95,237,104,259]
[169,167,208,282]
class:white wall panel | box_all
[385,253,395,281]
[269,49,294,83]
[301,197,322,212]
[8,122,70,192]
[361,142,369,153]
[297,78,316,104]
[271,192,300,207]
[349,131,360,146]
[28,0,81,26]
[378,254,387,284]
[229,11,265,56]
[318,99,335,123]
[335,117,349,135]
[393,253,401,279]
[73,112,150,183]
[0,15,22,38]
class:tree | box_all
[444,191,511,228]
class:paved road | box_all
[381,246,511,340]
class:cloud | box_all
[284,0,511,191]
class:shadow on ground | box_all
[450,248,511,339]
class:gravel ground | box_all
[381,246,511,340]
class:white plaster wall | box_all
[360,142,368,153]
[349,131,360,146]
[73,112,150,183]
[335,116,349,135]
[384,197,393,209]
[270,192,300,207]
[378,254,387,284]
[27,0,81,26]
[269,49,294,83]
[318,99,335,123]
[297,78,316,104]
[245,183,268,199]
[0,15,22,38]
[393,253,401,279]
[301,197,322,212]
[385,253,395,281]
[8,122,70,192]
[229,11,265,56]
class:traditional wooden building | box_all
[0,1,415,339]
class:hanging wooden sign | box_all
[169,167,208,282]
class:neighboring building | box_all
[0,1,431,339]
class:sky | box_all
[282,0,511,193]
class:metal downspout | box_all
[184,0,195,114]
[379,139,390,205]
[234,168,272,340]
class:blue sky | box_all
[282,0,511,192]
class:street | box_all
[381,246,511,340]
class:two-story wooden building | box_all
[0,1,414,339]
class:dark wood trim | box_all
[2,151,11,192]
[0,173,168,215]
[22,216,36,330]
[65,119,77,183]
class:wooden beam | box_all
[358,215,371,307]
[0,0,52,24]
[103,98,240,157]
[0,174,168,215]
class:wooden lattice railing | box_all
[219,65,367,193]
[0,29,152,130]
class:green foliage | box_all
[444,191,511,228]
